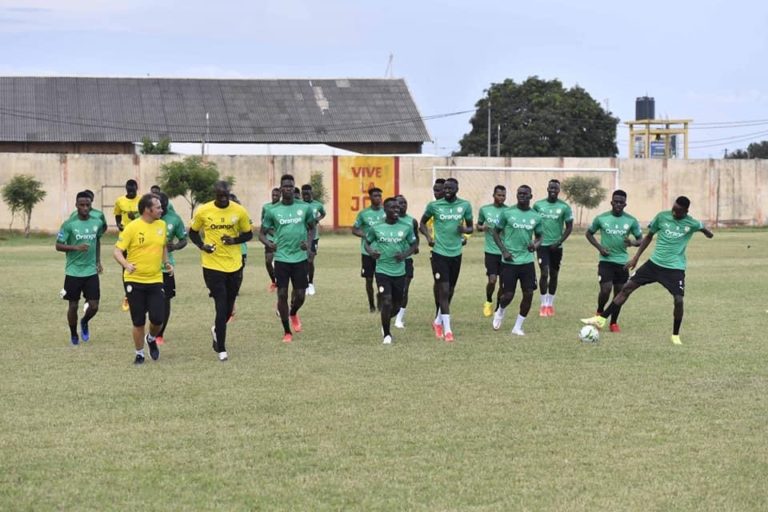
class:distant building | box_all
[0,77,430,154]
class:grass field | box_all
[1,229,767,511]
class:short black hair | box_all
[549,179,561,185]
[137,193,157,214]
[126,179,138,187]
[519,184,532,192]
[83,189,95,200]
[613,189,627,198]
[157,192,169,209]
[368,187,383,195]
[383,197,398,207]
[293,187,301,195]
[434,178,446,185]
[76,191,91,201]
[494,185,506,193]
[280,174,294,183]
[301,184,312,191]
[675,196,691,208]
[446,177,459,185]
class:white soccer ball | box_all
[579,325,600,343]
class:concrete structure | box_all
[1,154,766,233]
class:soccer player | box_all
[114,179,140,312]
[393,194,419,328]
[490,185,542,336]
[113,193,172,364]
[189,181,253,361]
[477,185,508,317]
[155,192,188,346]
[150,184,175,213]
[352,187,386,312]
[533,179,573,317]
[419,177,473,342]
[581,196,714,345]
[365,197,419,344]
[259,174,316,343]
[426,178,446,321]
[301,183,326,296]
[56,191,103,345]
[261,187,281,292]
[584,190,642,332]
[68,189,108,236]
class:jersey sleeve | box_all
[115,223,132,251]
[587,215,600,234]
[173,217,188,240]
[262,208,275,230]
[563,203,574,222]
[534,214,544,235]
[477,207,486,225]
[365,227,376,244]
[318,203,326,217]
[304,208,316,228]
[463,202,473,223]
[237,208,252,233]
[113,198,122,216]
[422,202,434,221]
[189,207,204,231]
[630,218,642,238]
[648,214,661,234]
[495,212,507,232]
[56,221,70,243]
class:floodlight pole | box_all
[487,96,492,157]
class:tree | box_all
[157,157,233,217]
[457,76,618,157]
[309,171,327,203]
[2,174,47,237]
[726,140,768,159]
[561,176,606,227]
[140,136,172,154]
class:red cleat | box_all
[290,314,302,333]
[268,282,277,293]
[444,332,455,343]
[609,323,621,333]
[432,322,444,339]
[282,333,293,343]
[539,305,548,317]
[155,335,165,346]
[547,305,555,317]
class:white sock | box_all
[441,314,452,333]
[549,294,556,307]
[540,295,547,306]
[434,309,442,325]
[514,314,526,331]
[496,306,507,318]
[135,349,145,356]
[397,308,406,321]
[147,333,156,342]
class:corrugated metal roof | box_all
[0,77,431,144]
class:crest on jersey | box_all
[456,207,463,213]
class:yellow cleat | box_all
[483,301,493,317]
[121,297,130,312]
[670,335,682,345]
[580,315,606,330]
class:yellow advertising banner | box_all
[334,156,399,227]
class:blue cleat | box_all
[80,319,90,342]
[70,334,80,346]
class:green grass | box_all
[1,230,767,511]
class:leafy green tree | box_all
[562,176,606,227]
[157,157,233,217]
[309,171,327,203]
[458,76,618,157]
[726,140,768,159]
[140,136,172,154]
[2,174,47,237]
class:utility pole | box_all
[496,124,501,157]
[487,96,491,157]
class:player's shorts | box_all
[630,260,685,296]
[241,254,247,268]
[375,272,406,303]
[537,245,563,271]
[430,252,462,288]
[203,267,243,302]
[163,272,176,299]
[598,261,629,285]
[275,260,309,290]
[405,258,414,279]
[310,239,319,255]
[63,274,100,301]
[484,252,503,277]
[500,262,537,293]
[361,254,376,279]
[124,282,165,327]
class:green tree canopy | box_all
[562,176,606,227]
[157,157,233,217]
[726,140,768,159]
[2,174,47,237]
[140,136,172,155]
[457,76,618,157]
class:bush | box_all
[157,157,233,217]
[1,174,47,237]
[562,176,606,227]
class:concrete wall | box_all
[1,153,766,233]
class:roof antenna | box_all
[385,53,394,78]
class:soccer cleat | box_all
[432,321,444,339]
[70,334,80,346]
[282,333,293,343]
[80,319,90,342]
[444,332,455,343]
[546,305,555,317]
[511,327,525,336]
[147,335,160,361]
[268,282,278,293]
[382,335,393,345]
[290,314,302,333]
[670,335,683,345]
[218,351,229,361]
[609,323,621,333]
[580,315,607,330]
[394,318,405,329]
[121,297,130,312]
[492,310,504,331]
[539,305,548,317]
[134,354,145,365]
[483,301,494,317]
[306,283,316,296]
[155,335,165,346]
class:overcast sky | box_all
[1,0,766,158]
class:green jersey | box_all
[161,210,187,270]
[353,206,386,255]
[57,216,103,277]
[647,211,704,270]
[533,198,573,246]
[399,213,419,260]
[262,201,315,263]
[477,203,508,255]
[422,197,473,257]
[304,200,326,240]
[588,211,642,264]
[365,218,417,276]
[496,206,542,265]
[69,208,108,235]
[261,202,279,242]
